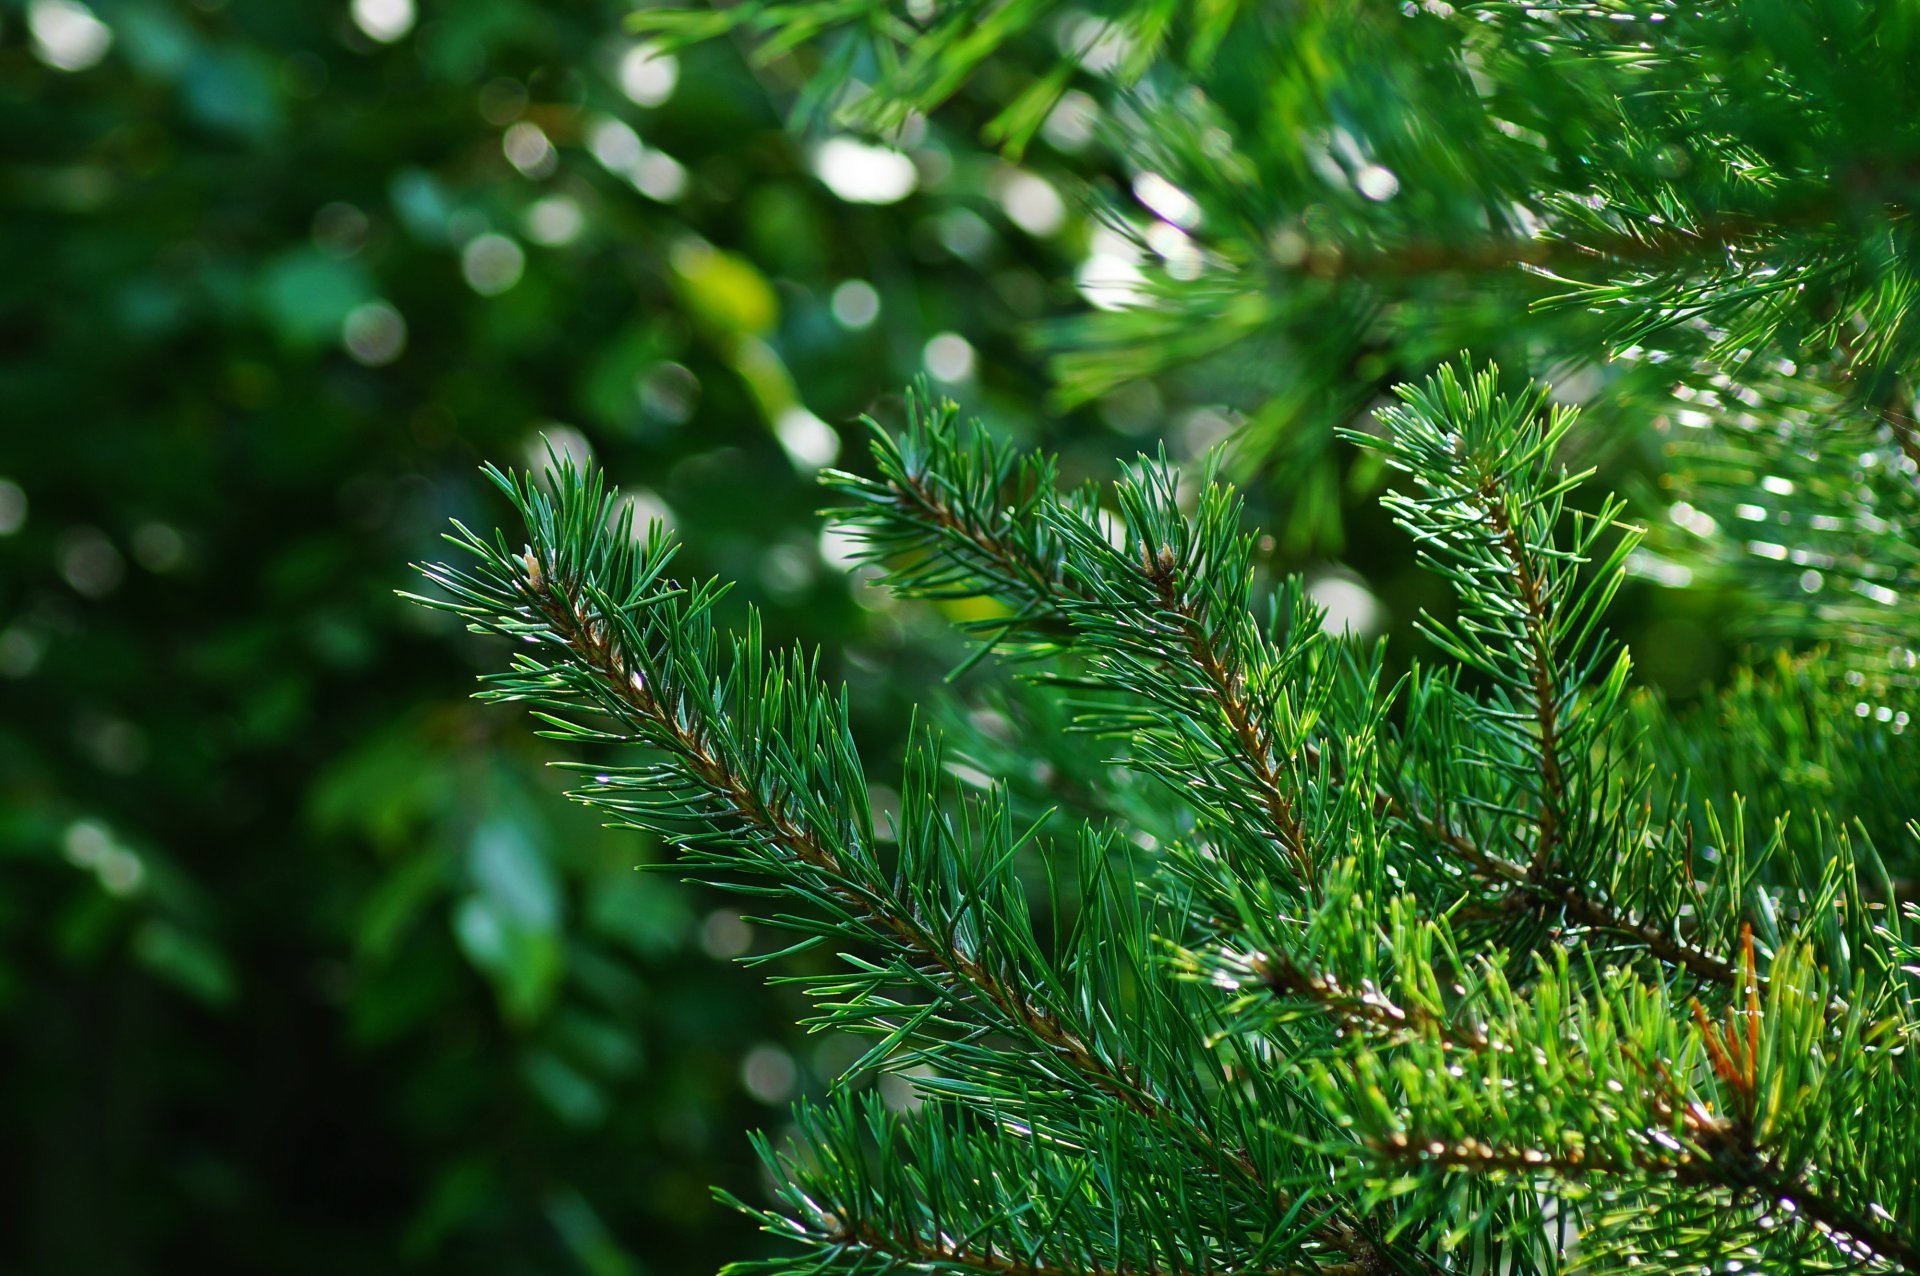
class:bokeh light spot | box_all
[132,523,186,572]
[993,168,1066,237]
[1133,172,1200,228]
[830,280,880,330]
[503,121,557,179]
[351,0,415,44]
[776,407,841,471]
[811,138,917,205]
[461,233,525,296]
[1042,90,1099,151]
[616,489,675,540]
[525,195,584,246]
[1077,227,1148,310]
[343,300,407,366]
[619,44,679,107]
[587,117,642,171]
[1307,573,1385,639]
[29,0,112,72]
[923,332,976,383]
[312,202,370,258]
[632,150,687,202]
[639,362,699,424]
[740,1044,796,1105]
[0,479,26,536]
[1356,164,1401,201]
[699,910,754,960]
[0,628,44,678]
[59,526,124,598]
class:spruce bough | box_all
[410,366,1917,1275]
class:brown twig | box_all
[1479,479,1567,879]
[1249,949,1488,1054]
[1140,540,1321,899]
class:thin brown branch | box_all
[1265,179,1903,286]
[1360,932,1918,1273]
[889,473,1322,896]
[522,566,1125,1094]
[1249,950,1488,1054]
[1479,481,1566,878]
[1275,218,1729,283]
[1140,541,1321,899]
[1370,1128,1919,1272]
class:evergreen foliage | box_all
[651,0,1920,653]
[406,2,1920,1271]
[412,363,1918,1273]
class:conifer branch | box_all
[1365,1128,1918,1271]
[835,401,1323,896]
[830,392,1760,1005]
[736,1095,1386,1276]
[1291,929,1920,1273]
[1254,200,1819,285]
[416,460,1424,1276]
[809,1213,1346,1276]
[1238,949,1489,1057]
[417,378,1916,1276]
[515,562,1133,1090]
[839,405,1902,1258]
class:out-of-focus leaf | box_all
[670,241,778,337]
[131,919,236,1007]
[523,1049,608,1127]
[254,249,373,345]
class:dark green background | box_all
[0,3,1729,1273]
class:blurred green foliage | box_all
[0,2,1115,1271]
[0,1,1766,1272]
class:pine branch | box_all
[517,559,1130,1090]
[830,391,1759,1004]
[832,396,1326,897]
[1365,1131,1918,1272]
[415,467,1164,1106]
[1480,484,1569,877]
[729,1096,1364,1276]
[1642,360,1920,693]
[1133,535,1318,897]
[1251,191,1859,286]
[1294,928,1920,1272]
[413,458,1423,1276]
[834,397,1908,1263]
[1193,866,1919,1266]
[417,411,1915,1276]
